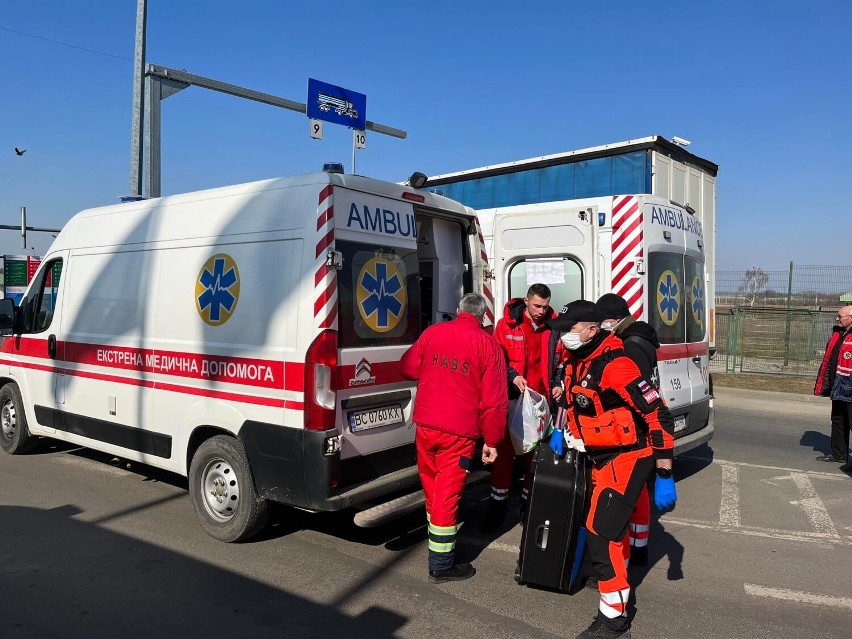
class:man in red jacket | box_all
[400,293,508,583]
[814,305,852,466]
[480,283,561,533]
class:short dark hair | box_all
[526,283,551,300]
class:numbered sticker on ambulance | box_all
[348,404,404,432]
[674,415,687,433]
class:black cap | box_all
[596,293,631,319]
[547,300,603,331]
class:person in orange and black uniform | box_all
[400,293,508,583]
[548,301,676,639]
[597,293,661,567]
[814,305,852,467]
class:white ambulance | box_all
[0,167,490,541]
[478,194,713,455]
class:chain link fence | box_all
[712,265,851,377]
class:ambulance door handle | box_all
[691,356,701,364]
[48,334,56,359]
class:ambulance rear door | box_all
[491,201,599,312]
[332,187,475,486]
[643,200,691,431]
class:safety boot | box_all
[576,613,631,639]
[428,563,476,583]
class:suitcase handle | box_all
[536,520,550,550]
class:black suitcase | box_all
[517,445,591,593]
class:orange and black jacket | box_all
[560,332,675,462]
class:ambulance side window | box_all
[507,258,583,309]
[648,253,685,344]
[22,259,63,334]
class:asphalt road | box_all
[1,388,850,638]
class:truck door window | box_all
[685,256,706,343]
[648,253,685,345]
[22,259,63,334]
[336,240,421,348]
[507,258,583,309]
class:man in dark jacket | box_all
[400,293,508,582]
[814,305,852,465]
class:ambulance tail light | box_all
[305,330,338,431]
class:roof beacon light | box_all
[323,162,345,174]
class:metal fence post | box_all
[783,261,794,366]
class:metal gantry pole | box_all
[129,0,148,197]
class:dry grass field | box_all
[713,372,815,395]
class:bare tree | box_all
[738,267,769,306]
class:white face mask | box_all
[560,330,586,350]
[601,319,620,331]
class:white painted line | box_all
[790,473,839,537]
[744,583,852,610]
[679,455,848,480]
[664,517,852,546]
[719,464,740,527]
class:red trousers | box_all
[416,426,476,571]
[585,448,654,618]
[488,435,533,503]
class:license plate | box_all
[348,404,404,432]
[674,416,687,433]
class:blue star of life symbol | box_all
[359,261,404,329]
[691,278,704,323]
[198,257,238,323]
[658,273,680,323]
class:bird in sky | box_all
[15,147,27,156]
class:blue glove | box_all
[549,429,565,456]
[654,475,677,513]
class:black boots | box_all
[576,614,631,639]
[428,563,476,583]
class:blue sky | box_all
[2,1,850,270]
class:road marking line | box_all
[679,455,848,480]
[744,583,852,610]
[790,472,839,537]
[664,517,852,546]
[719,464,740,527]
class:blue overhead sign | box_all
[307,78,367,131]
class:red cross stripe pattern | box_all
[611,195,643,319]
[315,185,338,330]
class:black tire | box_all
[189,435,270,542]
[0,383,38,455]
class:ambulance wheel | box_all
[0,384,37,455]
[189,435,270,542]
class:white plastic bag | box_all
[507,388,551,454]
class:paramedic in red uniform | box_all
[400,293,508,583]
[548,301,677,639]
[479,283,560,534]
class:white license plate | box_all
[348,404,404,432]
[674,416,687,433]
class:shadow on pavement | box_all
[0,504,407,639]
[799,429,832,456]
[628,518,685,618]
[673,443,714,480]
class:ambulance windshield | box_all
[336,239,421,348]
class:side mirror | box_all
[0,298,17,335]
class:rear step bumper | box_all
[353,469,491,528]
